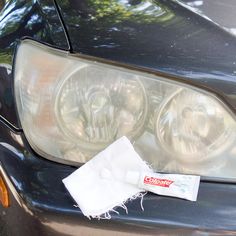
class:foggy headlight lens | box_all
[56,66,147,150]
[14,40,236,180]
[157,89,232,163]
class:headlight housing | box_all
[14,40,236,180]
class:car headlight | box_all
[55,65,147,151]
[14,40,236,180]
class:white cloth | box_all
[62,136,152,218]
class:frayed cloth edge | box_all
[81,191,147,220]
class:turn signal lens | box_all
[0,176,9,208]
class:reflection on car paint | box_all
[57,0,236,114]
[0,0,69,128]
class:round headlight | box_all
[156,89,233,163]
[56,65,148,151]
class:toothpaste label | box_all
[144,176,174,188]
[125,171,200,201]
[138,172,200,201]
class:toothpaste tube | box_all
[125,171,200,201]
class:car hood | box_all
[55,0,236,111]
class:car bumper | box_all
[0,119,236,236]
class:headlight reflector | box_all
[56,65,147,151]
[157,89,232,163]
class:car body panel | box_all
[56,0,236,113]
[0,120,236,235]
[179,0,236,33]
[0,0,236,235]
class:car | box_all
[1,0,236,235]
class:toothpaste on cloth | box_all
[125,171,200,201]
[62,136,153,219]
[63,136,200,219]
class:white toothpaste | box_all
[125,171,200,201]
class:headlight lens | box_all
[14,40,236,179]
[56,65,147,151]
[157,89,232,162]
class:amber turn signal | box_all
[0,175,9,207]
